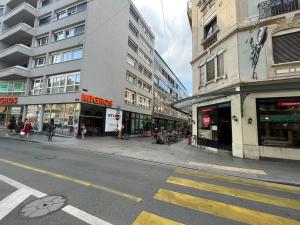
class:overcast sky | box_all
[131,0,192,95]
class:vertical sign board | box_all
[105,108,123,132]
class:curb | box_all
[0,136,41,144]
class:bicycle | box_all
[192,135,207,150]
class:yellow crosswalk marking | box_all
[167,176,300,211]
[176,169,300,194]
[132,211,185,225]
[154,189,300,225]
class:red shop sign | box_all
[277,102,300,107]
[202,114,212,127]
[0,97,18,105]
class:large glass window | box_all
[0,81,25,96]
[53,24,85,42]
[257,98,300,148]
[30,78,44,95]
[124,89,135,105]
[55,2,87,20]
[47,72,80,94]
[36,36,49,47]
[0,5,4,16]
[50,48,83,64]
[43,103,80,136]
[39,15,51,26]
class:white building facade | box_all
[188,0,300,160]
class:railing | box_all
[258,0,299,19]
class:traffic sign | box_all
[115,114,121,121]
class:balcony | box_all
[6,0,38,10]
[0,66,30,79]
[0,44,32,65]
[2,3,37,28]
[258,0,299,19]
[0,23,34,45]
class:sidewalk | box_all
[1,129,300,186]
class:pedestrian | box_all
[48,119,56,142]
[23,119,32,138]
[7,116,16,135]
[80,123,86,140]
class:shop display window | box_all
[257,98,300,148]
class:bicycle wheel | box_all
[198,138,207,150]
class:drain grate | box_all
[20,196,66,218]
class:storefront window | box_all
[27,105,43,131]
[197,102,232,150]
[257,98,300,148]
[43,103,80,136]
[0,106,23,126]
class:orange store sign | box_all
[0,97,18,105]
[81,93,113,107]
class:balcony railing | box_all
[258,0,299,19]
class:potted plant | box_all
[142,117,152,137]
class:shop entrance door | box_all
[217,106,232,150]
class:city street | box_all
[0,138,299,225]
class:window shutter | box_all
[273,31,300,64]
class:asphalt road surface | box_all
[0,138,299,225]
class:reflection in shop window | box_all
[258,98,300,148]
[43,103,80,136]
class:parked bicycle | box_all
[192,135,207,150]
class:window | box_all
[257,97,300,148]
[273,31,300,64]
[53,24,85,42]
[129,22,138,37]
[137,94,151,109]
[140,21,154,41]
[204,17,217,39]
[0,5,4,16]
[125,89,135,105]
[139,50,152,66]
[138,64,152,79]
[39,15,51,26]
[36,36,49,46]
[41,0,51,7]
[130,6,139,22]
[126,72,136,84]
[139,35,152,54]
[128,38,138,53]
[32,56,46,68]
[217,53,224,77]
[200,64,205,85]
[55,2,87,20]
[127,55,137,68]
[50,48,83,64]
[30,78,44,95]
[206,59,215,82]
[0,81,25,96]
[47,72,80,94]
[137,79,152,93]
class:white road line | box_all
[0,174,46,198]
[0,188,32,220]
[62,205,113,225]
[188,162,267,175]
[0,174,114,225]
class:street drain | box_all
[19,196,66,218]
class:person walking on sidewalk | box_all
[80,123,86,140]
[48,119,56,142]
[7,116,17,136]
[23,119,32,138]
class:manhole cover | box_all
[20,196,66,218]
